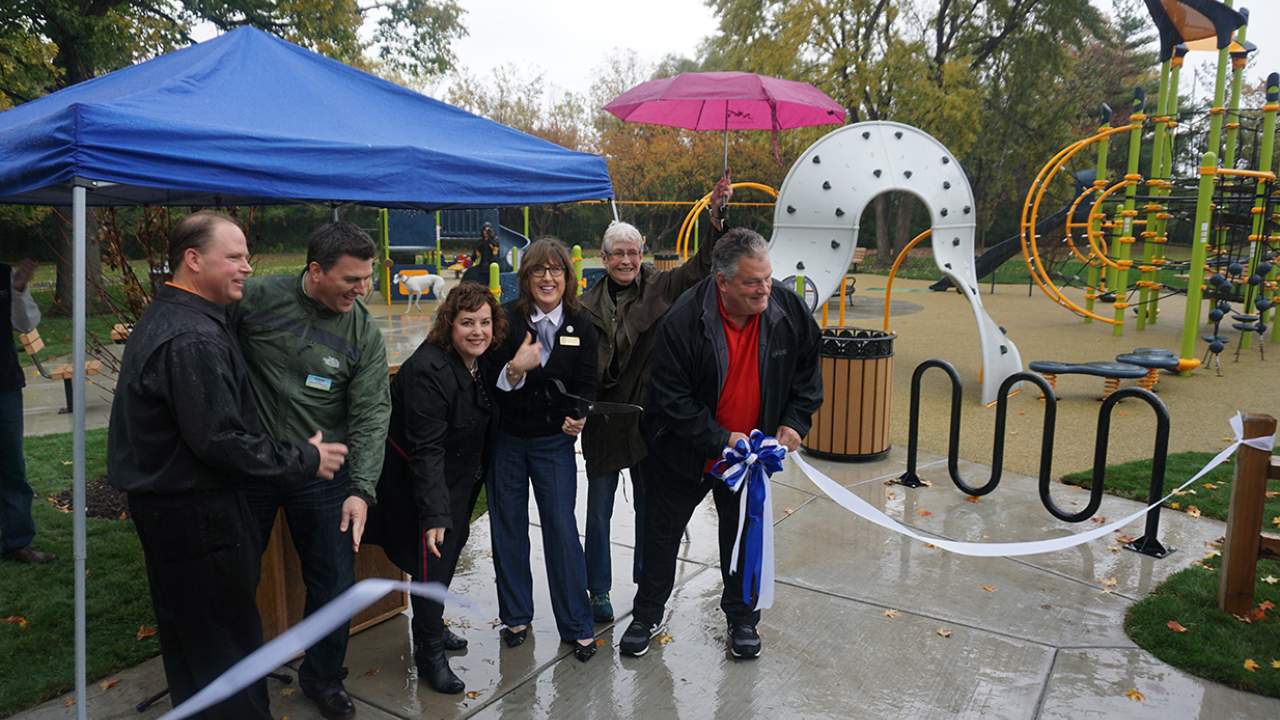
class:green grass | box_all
[0,426,490,716]
[1125,554,1280,698]
[0,429,158,718]
[1060,451,1280,523]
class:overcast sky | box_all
[440,0,1280,105]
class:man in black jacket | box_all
[108,211,348,719]
[619,228,822,660]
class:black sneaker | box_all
[728,622,761,659]
[618,619,660,657]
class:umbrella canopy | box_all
[604,71,845,132]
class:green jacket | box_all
[230,274,391,502]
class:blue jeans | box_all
[488,431,593,642]
[585,464,646,597]
[0,390,35,553]
[243,471,355,689]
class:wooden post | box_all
[1218,413,1278,615]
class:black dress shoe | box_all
[414,639,465,694]
[443,628,468,651]
[500,626,528,648]
[2,546,55,564]
[301,685,356,720]
[572,641,597,663]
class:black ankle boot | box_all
[414,638,465,694]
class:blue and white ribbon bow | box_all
[711,429,786,610]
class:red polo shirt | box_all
[707,292,761,471]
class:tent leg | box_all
[72,185,88,720]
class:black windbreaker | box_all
[108,285,319,495]
[642,277,823,480]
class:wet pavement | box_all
[16,445,1279,719]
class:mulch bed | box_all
[50,475,129,520]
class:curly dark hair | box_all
[426,282,506,354]
[515,237,578,316]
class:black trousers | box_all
[128,489,270,720]
[631,458,761,627]
[410,476,486,643]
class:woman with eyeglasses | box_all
[488,237,600,661]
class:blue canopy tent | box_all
[0,27,613,718]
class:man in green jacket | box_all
[230,221,390,720]
[579,175,731,622]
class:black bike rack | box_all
[897,359,1174,559]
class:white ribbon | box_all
[161,579,463,720]
[792,412,1274,558]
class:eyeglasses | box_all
[606,249,642,260]
[530,265,565,278]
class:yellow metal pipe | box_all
[883,229,933,331]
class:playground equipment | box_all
[381,207,531,304]
[765,121,1024,405]
[1018,0,1279,373]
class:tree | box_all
[1,0,466,311]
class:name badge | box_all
[559,335,580,347]
[305,374,333,391]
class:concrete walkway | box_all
[14,445,1279,719]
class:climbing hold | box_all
[1228,262,1244,276]
[812,155,821,164]
[943,181,951,190]
[835,207,845,217]
[1000,345,1008,355]
[861,131,871,139]
[873,169,882,178]
[830,240,840,250]
[963,206,971,214]
[786,205,796,214]
[1210,341,1225,354]
[894,131,903,139]
[1258,262,1273,275]
[904,170,913,179]
[1209,308,1225,322]
[941,157,950,165]
[944,262,953,269]
[952,238,961,247]
[796,261,806,271]
[940,208,949,217]
[822,181,831,190]
[1249,274,1264,285]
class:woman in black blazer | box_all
[488,237,599,661]
[370,283,504,694]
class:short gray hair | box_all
[712,228,769,280]
[602,221,644,254]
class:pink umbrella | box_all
[604,71,846,172]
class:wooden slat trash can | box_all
[803,328,895,462]
[653,252,680,271]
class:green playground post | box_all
[1205,4,1234,264]
[523,206,529,238]
[1147,47,1187,327]
[1112,89,1146,336]
[572,244,583,289]
[381,208,391,307]
[434,211,442,268]
[795,273,806,298]
[1138,61,1172,332]
[1221,21,1249,171]
[488,261,501,300]
[511,245,520,272]
[1087,107,1113,323]
[1179,151,1218,369]
[1241,74,1278,350]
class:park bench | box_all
[851,246,869,272]
[18,329,102,414]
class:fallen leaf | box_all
[1244,658,1261,672]
[63,698,75,708]
[916,509,933,517]
[1125,688,1144,702]
[1108,545,1121,553]
[465,690,480,700]
[279,688,296,697]
[923,543,937,549]
[1203,483,1218,490]
[964,496,981,504]
[362,667,381,678]
[1262,601,1276,611]
[62,461,72,466]
[1186,506,1202,518]
[1116,534,1138,544]
[1166,620,1188,633]
[1271,660,1280,670]
[1204,549,1221,560]
[1265,491,1278,499]
[1234,614,1253,624]
[98,677,119,691]
[135,625,157,641]
[935,628,952,638]
[886,491,897,499]
[1102,576,1119,589]
[883,609,900,619]
[980,585,996,593]
[1170,502,1181,510]
[3,616,28,630]
[782,506,795,516]
[489,618,503,628]
[1262,575,1278,585]
[117,511,127,521]
[1040,604,1053,610]
[595,638,606,647]
[656,632,673,645]
[1272,515,1280,529]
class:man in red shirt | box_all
[620,228,822,660]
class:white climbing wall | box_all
[768,120,1023,404]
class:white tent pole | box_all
[71,184,87,720]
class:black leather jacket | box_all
[108,285,319,495]
[642,277,823,480]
